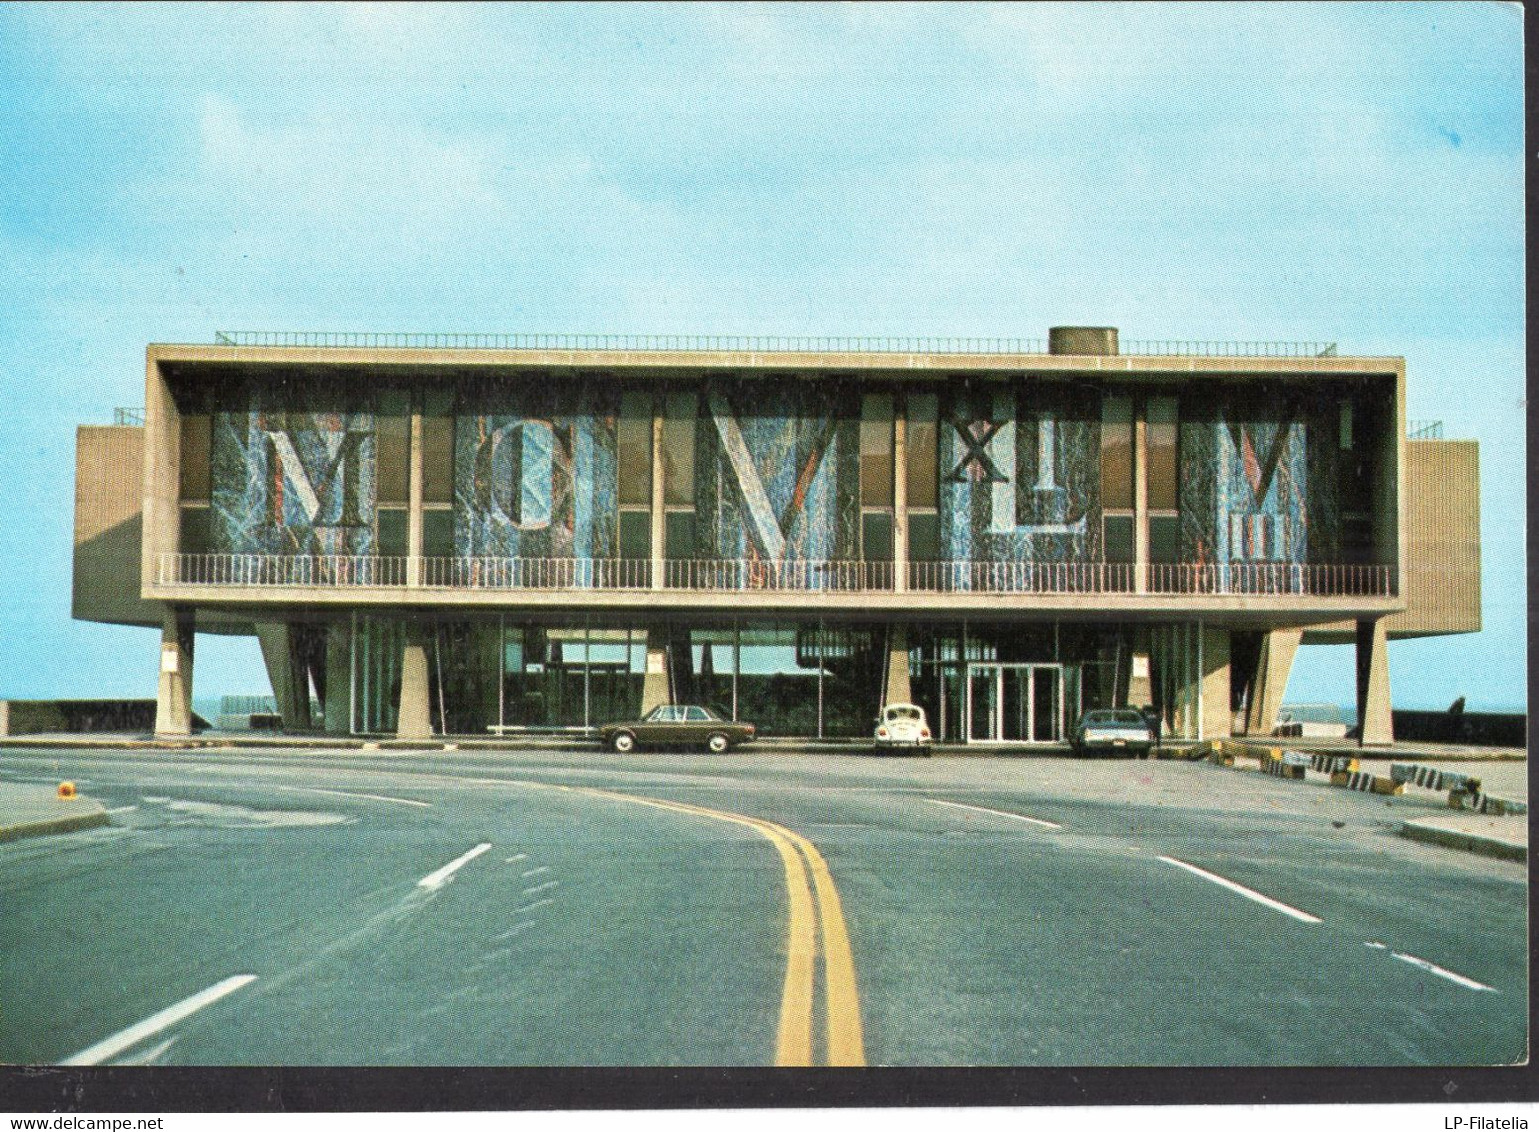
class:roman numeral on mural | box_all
[945,418,1009,483]
[263,429,369,527]
[472,420,555,530]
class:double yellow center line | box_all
[572,786,864,1067]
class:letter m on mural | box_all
[211,405,377,557]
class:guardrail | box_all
[159,553,409,587]
[157,553,1394,598]
[212,330,1346,358]
[421,555,652,590]
[213,331,1050,354]
[1148,562,1393,597]
[907,560,1135,594]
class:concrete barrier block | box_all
[1332,769,1403,795]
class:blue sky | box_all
[0,2,1525,711]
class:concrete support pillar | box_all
[1127,630,1153,710]
[396,626,433,741]
[883,625,911,707]
[639,626,671,714]
[1246,627,1302,738]
[154,607,195,737]
[1356,617,1393,746]
[255,620,311,731]
[1200,623,1231,740]
[323,622,352,735]
[407,410,424,586]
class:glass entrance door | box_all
[968,666,998,742]
[966,663,1065,743]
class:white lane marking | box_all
[418,843,491,889]
[494,921,538,941]
[522,880,559,896]
[1365,940,1388,950]
[515,897,555,915]
[106,805,138,814]
[520,865,550,878]
[1157,856,1323,924]
[1389,950,1496,992]
[279,786,431,808]
[61,975,257,1066]
[926,798,1062,830]
[505,853,527,863]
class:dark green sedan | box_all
[598,705,757,753]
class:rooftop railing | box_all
[112,407,145,426]
[212,330,1344,358]
[1407,420,1445,440]
[157,553,1393,599]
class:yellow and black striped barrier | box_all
[1311,753,1359,775]
[1448,789,1528,816]
[1330,769,1404,796]
[1390,762,1481,795]
[1258,749,1310,780]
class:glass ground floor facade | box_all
[336,613,1209,743]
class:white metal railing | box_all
[159,553,409,587]
[157,553,1393,598]
[1147,562,1394,597]
[213,330,1351,358]
[662,558,894,592]
[908,560,1137,594]
[420,556,652,590]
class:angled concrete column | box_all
[323,622,352,735]
[396,626,433,741]
[255,621,311,731]
[154,607,195,737]
[639,626,671,715]
[1246,627,1302,737]
[883,625,911,707]
[1200,624,1231,739]
[1355,618,1393,746]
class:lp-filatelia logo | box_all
[1444,1120,1529,1130]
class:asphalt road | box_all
[0,746,1526,1067]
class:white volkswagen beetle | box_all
[875,702,932,753]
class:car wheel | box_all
[706,732,730,754]
[611,731,637,754]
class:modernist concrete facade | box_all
[72,329,1481,745]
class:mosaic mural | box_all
[454,385,619,559]
[210,386,376,556]
[938,384,1101,563]
[1178,391,1339,565]
[694,381,862,562]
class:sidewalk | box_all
[1223,742,1528,863]
[0,782,108,843]
[1398,811,1527,862]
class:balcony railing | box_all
[157,554,1394,598]
[1147,562,1393,597]
[908,560,1135,593]
[163,553,410,587]
[212,330,1347,358]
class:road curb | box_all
[1399,820,1527,863]
[0,807,110,844]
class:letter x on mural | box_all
[946,418,1010,484]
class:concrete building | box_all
[73,328,1480,745]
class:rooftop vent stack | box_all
[1048,327,1119,356]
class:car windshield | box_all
[1085,710,1147,726]
[885,706,922,721]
